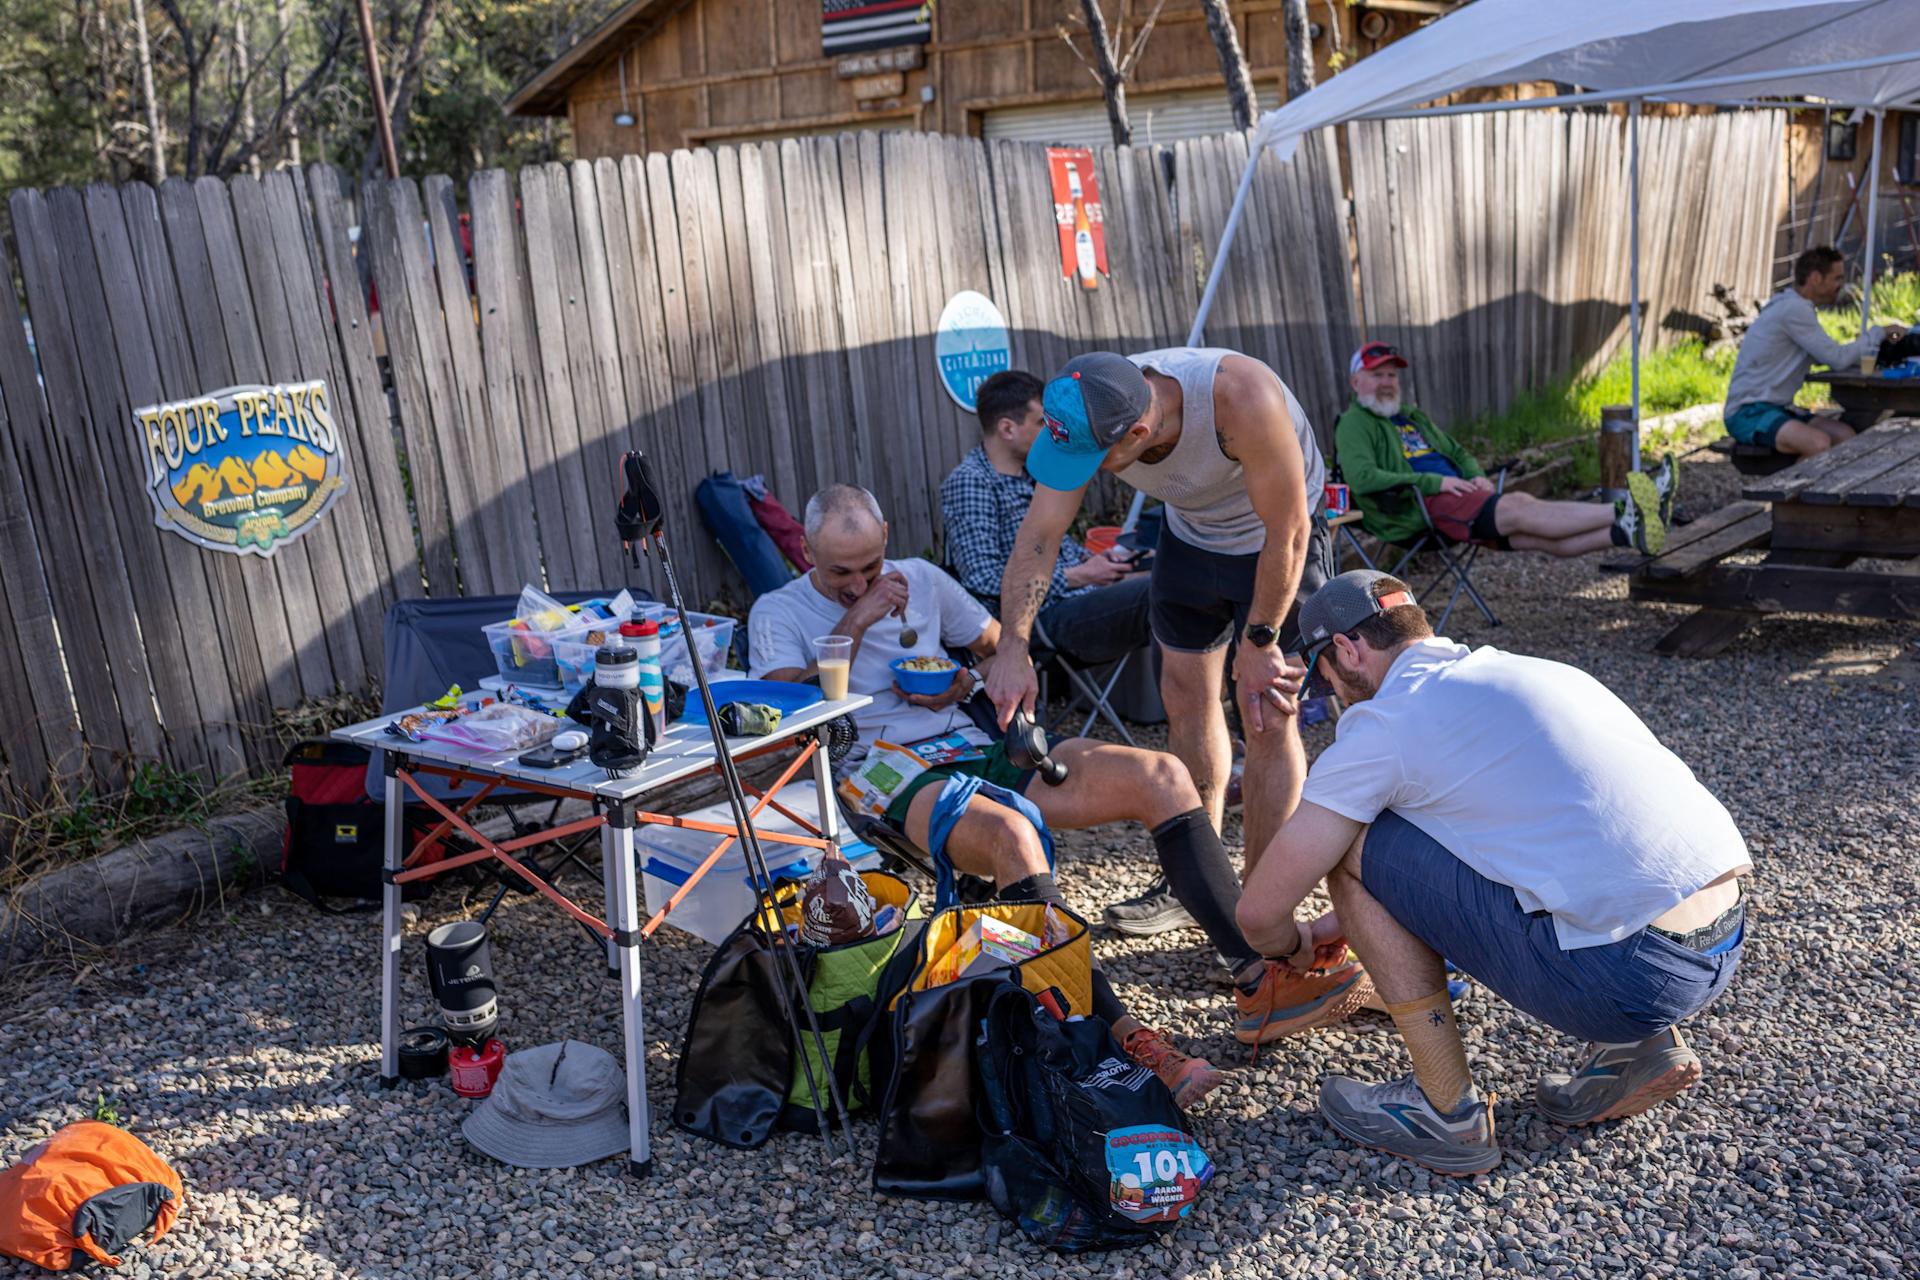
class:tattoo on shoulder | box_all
[1216,425,1239,462]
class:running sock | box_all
[1001,871,1063,906]
[1385,991,1475,1114]
[1151,809,1263,982]
[1091,969,1127,1024]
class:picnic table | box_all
[1629,418,1920,656]
[1807,370,1920,430]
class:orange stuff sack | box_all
[0,1121,184,1271]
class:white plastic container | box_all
[639,782,880,944]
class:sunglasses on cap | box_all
[1351,342,1407,374]
[1300,589,1416,691]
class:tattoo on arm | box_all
[1216,425,1239,462]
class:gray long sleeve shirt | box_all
[1725,289,1884,414]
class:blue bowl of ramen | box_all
[890,655,960,696]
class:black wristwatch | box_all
[1244,622,1280,649]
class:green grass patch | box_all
[1453,338,1737,462]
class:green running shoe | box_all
[1535,1027,1702,1126]
[1624,469,1667,554]
[1318,1073,1500,1176]
[1651,452,1679,525]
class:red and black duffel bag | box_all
[281,740,442,912]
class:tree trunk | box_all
[1200,0,1257,131]
[131,0,166,179]
[278,0,302,164]
[1283,0,1314,100]
[1079,0,1131,147]
[235,7,261,175]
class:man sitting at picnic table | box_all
[1724,245,1907,458]
[1236,570,1751,1175]
[1336,341,1674,556]
[747,484,1378,1106]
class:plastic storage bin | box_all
[632,605,738,686]
[639,782,879,944]
[481,618,613,694]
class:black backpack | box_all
[973,983,1214,1253]
[281,740,440,912]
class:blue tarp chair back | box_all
[696,472,794,599]
[366,590,651,802]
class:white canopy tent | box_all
[1180,0,1920,470]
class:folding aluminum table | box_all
[331,692,870,1175]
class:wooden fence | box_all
[0,113,1780,813]
[1348,109,1785,427]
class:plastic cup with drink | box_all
[814,635,853,702]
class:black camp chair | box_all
[369,592,657,938]
[1336,466,1505,633]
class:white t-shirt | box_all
[1301,639,1751,950]
[747,559,992,752]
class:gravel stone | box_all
[3,451,1916,1277]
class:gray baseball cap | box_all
[461,1040,628,1168]
[1298,571,1419,672]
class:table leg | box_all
[379,758,405,1088]
[606,805,652,1177]
[601,820,620,978]
[811,733,840,849]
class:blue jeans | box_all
[1360,811,1744,1044]
[1038,572,1151,666]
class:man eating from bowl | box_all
[747,485,1377,1107]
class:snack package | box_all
[835,740,930,817]
[515,584,574,633]
[420,702,559,754]
[386,706,465,742]
[799,850,878,946]
[926,914,1043,987]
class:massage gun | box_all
[1005,708,1068,786]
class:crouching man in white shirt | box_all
[1235,571,1751,1175]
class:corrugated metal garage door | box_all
[981,86,1264,148]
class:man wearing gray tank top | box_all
[986,348,1336,891]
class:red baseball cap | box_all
[1350,341,1409,375]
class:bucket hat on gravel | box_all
[460,1040,627,1169]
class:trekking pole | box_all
[617,450,856,1159]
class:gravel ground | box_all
[4,450,1917,1279]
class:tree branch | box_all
[1119,0,1170,78]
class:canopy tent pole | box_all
[1861,109,1885,333]
[1123,138,1263,532]
[1629,98,1644,461]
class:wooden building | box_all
[506,0,1456,159]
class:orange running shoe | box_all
[1119,1026,1225,1111]
[1235,956,1375,1047]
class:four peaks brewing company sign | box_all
[135,380,350,556]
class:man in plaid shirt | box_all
[940,371,1150,667]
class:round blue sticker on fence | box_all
[935,291,1010,412]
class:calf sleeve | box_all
[1386,991,1474,1114]
[1152,809,1262,978]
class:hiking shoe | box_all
[1651,452,1679,525]
[1234,956,1374,1046]
[1104,876,1197,936]
[1535,1027,1702,1126]
[1623,469,1667,554]
[1120,1026,1224,1111]
[1319,1073,1500,1176]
